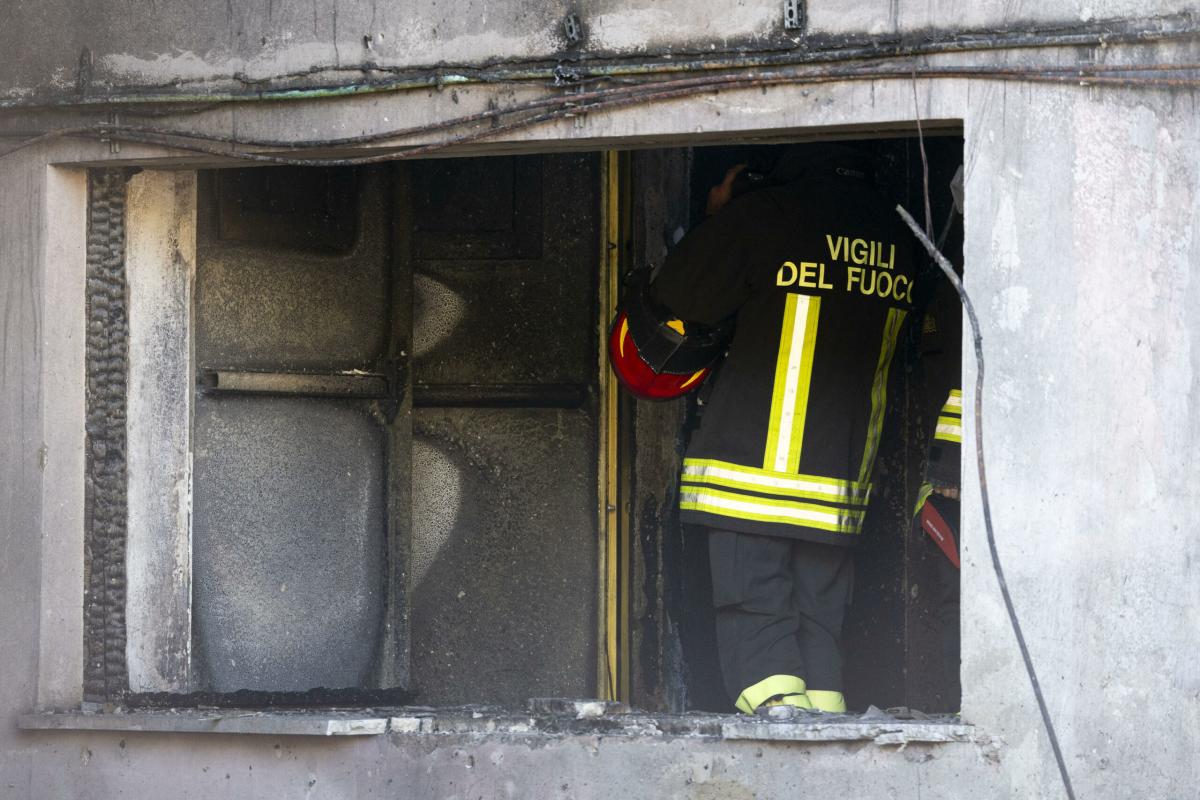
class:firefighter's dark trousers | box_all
[708,528,854,713]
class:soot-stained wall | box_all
[5,4,1200,797]
[408,153,601,706]
[2,0,1182,107]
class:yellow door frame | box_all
[598,150,632,702]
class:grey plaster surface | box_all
[125,170,196,694]
[192,397,386,692]
[3,0,1196,105]
[3,724,999,800]
[2,5,1200,799]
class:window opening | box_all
[89,136,963,716]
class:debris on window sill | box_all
[20,700,972,743]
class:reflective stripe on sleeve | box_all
[935,421,963,442]
[936,388,963,442]
[913,481,934,518]
[763,294,821,474]
[857,308,908,486]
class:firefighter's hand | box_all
[706,164,748,216]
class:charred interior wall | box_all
[123,156,601,706]
[82,170,131,702]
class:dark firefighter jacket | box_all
[651,152,917,546]
[914,210,965,513]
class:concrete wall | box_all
[1,0,1190,104]
[2,1,1199,797]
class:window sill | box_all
[19,708,389,737]
[20,702,972,744]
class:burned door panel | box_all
[412,264,595,387]
[411,409,598,706]
[411,156,543,261]
[191,154,599,703]
[196,168,389,371]
[192,398,385,692]
[193,166,403,693]
[407,153,601,705]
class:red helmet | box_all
[607,274,732,401]
[608,312,712,400]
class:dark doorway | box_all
[625,136,965,714]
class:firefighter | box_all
[610,144,916,714]
[912,166,965,707]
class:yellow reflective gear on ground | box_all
[734,674,808,714]
[806,690,847,713]
[764,693,814,710]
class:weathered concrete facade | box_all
[2,1,1199,797]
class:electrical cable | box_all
[896,199,1078,800]
[3,10,1197,110]
[3,61,1199,165]
[96,60,1200,151]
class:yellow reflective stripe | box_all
[936,414,963,442]
[682,458,870,506]
[857,308,907,486]
[806,690,846,713]
[684,458,870,496]
[680,486,865,534]
[735,674,807,714]
[764,693,813,710]
[763,294,820,473]
[682,472,869,507]
[763,294,799,470]
[785,296,821,473]
[913,481,934,518]
[942,389,963,413]
[679,369,706,390]
[935,426,963,443]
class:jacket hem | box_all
[680,508,860,547]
